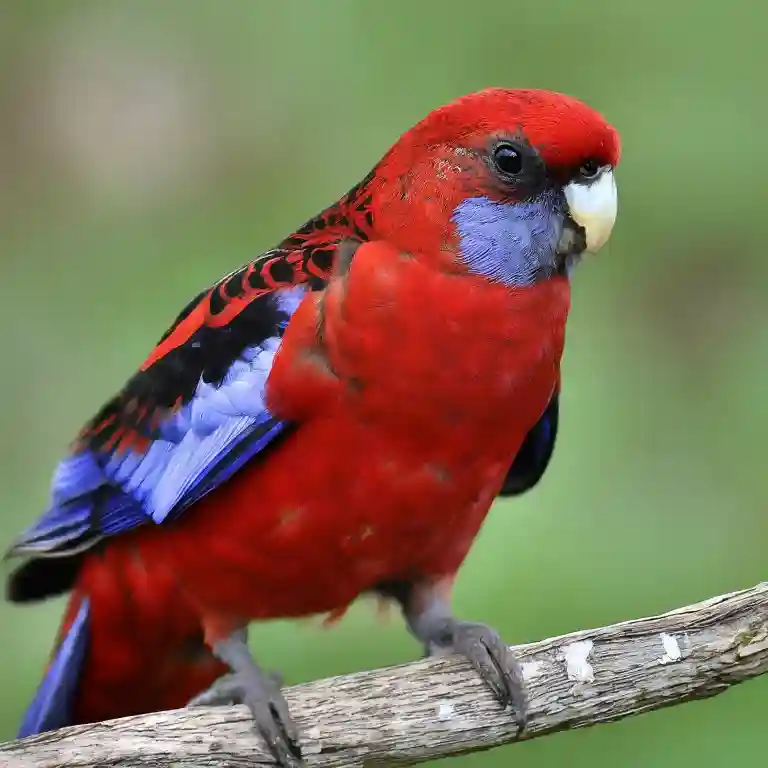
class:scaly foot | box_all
[187,630,301,767]
[375,578,527,730]
[421,617,526,727]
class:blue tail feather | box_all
[17,597,90,739]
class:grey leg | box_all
[187,628,301,766]
[375,579,527,729]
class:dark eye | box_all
[579,159,601,179]
[493,143,524,176]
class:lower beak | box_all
[563,169,618,254]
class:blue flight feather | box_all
[8,287,306,557]
[17,597,90,738]
[498,391,560,496]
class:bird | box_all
[5,87,619,766]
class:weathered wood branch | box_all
[2,582,767,768]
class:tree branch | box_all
[2,582,767,768]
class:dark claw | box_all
[187,633,301,767]
[450,621,527,730]
[422,618,527,730]
[374,579,528,732]
[189,667,301,766]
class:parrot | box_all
[4,87,620,765]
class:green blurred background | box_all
[1,1,766,764]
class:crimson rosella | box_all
[5,87,620,765]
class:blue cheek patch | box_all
[452,191,564,287]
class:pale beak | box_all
[564,168,618,253]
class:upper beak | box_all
[564,168,618,253]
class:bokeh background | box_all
[1,1,766,765]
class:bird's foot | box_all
[421,617,527,729]
[187,633,301,767]
[375,578,527,731]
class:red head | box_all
[364,88,620,285]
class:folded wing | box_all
[6,284,306,565]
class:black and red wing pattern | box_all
[79,170,376,457]
[5,175,376,583]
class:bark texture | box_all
[2,582,766,767]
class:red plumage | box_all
[63,553,226,724]
[120,249,568,635]
[7,88,620,758]
[63,251,568,724]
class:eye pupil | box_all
[493,144,523,176]
[579,159,600,179]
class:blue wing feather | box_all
[7,287,306,559]
[498,390,559,496]
[16,597,90,738]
